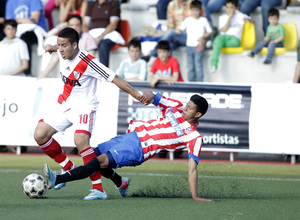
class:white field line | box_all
[1,168,300,182]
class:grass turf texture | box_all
[1,155,300,220]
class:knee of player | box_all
[34,128,48,144]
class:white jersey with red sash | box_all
[57,49,116,108]
[127,93,203,164]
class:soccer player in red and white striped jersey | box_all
[44,90,212,202]
[34,27,147,200]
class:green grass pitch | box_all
[1,154,300,220]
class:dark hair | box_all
[3,19,17,29]
[157,40,170,51]
[190,0,202,10]
[58,27,79,44]
[268,8,279,18]
[128,38,141,50]
[190,95,208,116]
[226,0,238,7]
[68,14,82,25]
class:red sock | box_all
[39,138,75,171]
[80,147,103,192]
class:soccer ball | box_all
[22,173,47,198]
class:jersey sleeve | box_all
[187,137,202,164]
[153,92,184,110]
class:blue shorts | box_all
[94,132,144,169]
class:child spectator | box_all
[147,40,184,88]
[176,0,212,82]
[210,0,252,73]
[248,8,284,65]
[0,19,29,76]
[116,38,147,81]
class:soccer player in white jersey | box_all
[34,27,149,200]
[44,90,213,202]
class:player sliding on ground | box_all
[44,91,213,202]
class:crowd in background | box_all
[0,0,299,83]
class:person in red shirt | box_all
[147,40,184,88]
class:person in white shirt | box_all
[210,0,253,73]
[176,0,212,82]
[0,19,29,76]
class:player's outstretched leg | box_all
[53,163,77,190]
[43,164,57,189]
[118,177,130,197]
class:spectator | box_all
[293,38,300,83]
[84,0,124,67]
[5,0,47,76]
[156,0,172,20]
[116,38,147,81]
[0,0,7,41]
[0,19,29,76]
[210,0,253,73]
[177,0,212,82]
[148,0,192,58]
[147,40,184,88]
[239,0,282,35]
[248,8,284,65]
[44,0,63,30]
[38,14,97,79]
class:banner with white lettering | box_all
[117,82,251,149]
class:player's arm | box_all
[188,158,213,202]
[112,75,151,105]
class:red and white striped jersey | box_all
[127,93,203,163]
[57,49,116,107]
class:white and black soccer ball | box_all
[22,173,47,198]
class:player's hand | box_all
[193,197,213,202]
[140,91,155,105]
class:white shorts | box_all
[42,103,97,137]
